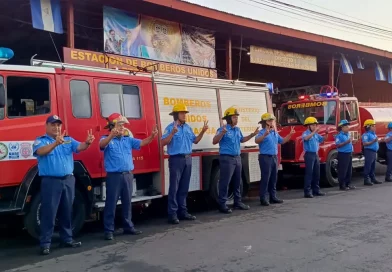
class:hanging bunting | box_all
[356,57,365,70]
[388,64,392,84]
[374,62,386,81]
[340,54,353,74]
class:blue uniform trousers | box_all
[40,175,75,248]
[219,155,242,208]
[304,152,321,195]
[364,149,377,180]
[167,155,192,218]
[338,152,352,187]
[104,172,134,234]
[386,150,392,179]
[259,154,278,201]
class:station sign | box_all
[250,45,317,72]
[63,48,218,78]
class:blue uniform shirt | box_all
[162,122,196,155]
[256,128,283,155]
[33,134,80,177]
[302,130,324,152]
[216,125,244,156]
[335,131,353,153]
[100,135,142,172]
[385,131,392,151]
[362,131,379,152]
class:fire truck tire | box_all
[209,166,243,206]
[323,150,339,187]
[24,188,86,240]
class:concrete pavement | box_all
[3,172,392,272]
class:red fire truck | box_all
[278,86,392,187]
[0,56,272,239]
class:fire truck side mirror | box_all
[0,84,5,108]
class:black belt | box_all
[259,154,277,157]
[170,154,191,158]
[220,154,240,157]
[107,171,131,175]
[305,152,317,154]
[41,174,73,180]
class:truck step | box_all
[94,195,162,208]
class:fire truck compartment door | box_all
[155,83,221,152]
[218,89,269,147]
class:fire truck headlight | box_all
[0,47,14,64]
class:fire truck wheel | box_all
[209,166,243,206]
[323,150,339,187]
[24,188,86,240]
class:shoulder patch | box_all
[33,139,41,146]
[164,130,168,135]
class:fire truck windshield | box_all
[279,100,337,126]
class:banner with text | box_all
[103,6,216,69]
[250,45,317,72]
[63,48,217,78]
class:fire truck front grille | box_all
[281,140,295,160]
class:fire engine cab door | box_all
[340,101,361,153]
[62,76,101,178]
[93,79,151,174]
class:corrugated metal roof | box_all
[144,0,392,60]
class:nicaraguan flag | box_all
[340,54,353,74]
[30,0,63,34]
[356,57,365,70]
[388,65,392,84]
[375,62,386,81]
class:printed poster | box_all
[102,6,216,69]
[181,25,216,69]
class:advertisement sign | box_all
[103,6,216,69]
[250,45,317,72]
[63,48,217,78]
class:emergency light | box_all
[0,47,14,64]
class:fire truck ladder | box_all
[30,59,270,92]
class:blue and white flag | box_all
[30,0,63,34]
[388,65,392,84]
[356,57,365,70]
[340,54,353,74]
[375,62,386,81]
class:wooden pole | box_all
[226,36,232,80]
[67,0,75,48]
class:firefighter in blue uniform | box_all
[384,122,392,182]
[335,119,356,190]
[212,106,258,214]
[33,115,94,255]
[302,117,326,198]
[99,113,158,240]
[256,113,294,206]
[162,103,209,224]
[362,119,383,186]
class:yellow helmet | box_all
[304,117,318,125]
[363,119,376,127]
[169,103,189,116]
[222,107,239,119]
[261,113,276,121]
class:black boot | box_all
[260,199,270,206]
[372,178,383,184]
[364,178,373,186]
[219,206,232,214]
[270,197,284,204]
[233,202,250,210]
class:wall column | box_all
[226,36,232,80]
[67,0,75,48]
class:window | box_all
[6,76,50,118]
[99,83,141,118]
[340,101,358,122]
[0,76,4,120]
[279,101,337,126]
[70,80,92,118]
